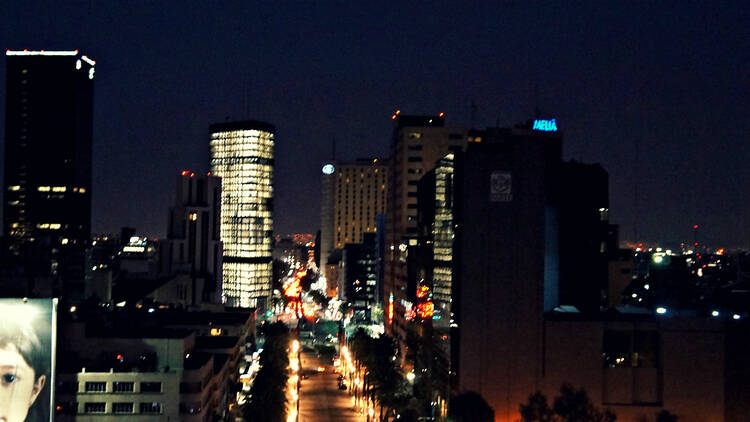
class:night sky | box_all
[2,2,749,247]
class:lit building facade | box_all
[209,121,274,308]
[3,50,95,300]
[319,159,387,278]
[384,112,467,347]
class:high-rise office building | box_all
[384,112,467,345]
[209,121,274,308]
[3,50,95,299]
[319,159,387,279]
[166,170,222,305]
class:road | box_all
[298,351,364,422]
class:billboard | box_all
[0,298,57,422]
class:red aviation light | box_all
[181,170,189,176]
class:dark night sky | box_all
[2,2,749,247]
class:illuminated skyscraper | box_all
[3,50,95,299]
[319,158,388,279]
[209,121,274,308]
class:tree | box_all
[449,391,495,422]
[656,410,678,422]
[519,384,616,422]
[308,289,330,309]
[519,391,554,422]
[243,322,290,422]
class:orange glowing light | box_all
[438,112,444,117]
[181,170,189,176]
[391,114,397,120]
[395,109,401,115]
[417,301,434,319]
[388,293,394,325]
[716,248,725,255]
[416,285,429,299]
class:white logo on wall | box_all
[490,171,512,202]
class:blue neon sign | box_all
[532,119,558,132]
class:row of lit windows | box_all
[65,402,162,414]
[210,148,272,159]
[223,261,272,306]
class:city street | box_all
[298,351,364,422]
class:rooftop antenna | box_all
[243,79,249,118]
[470,100,478,128]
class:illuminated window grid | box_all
[333,164,387,248]
[432,154,455,305]
[209,129,274,305]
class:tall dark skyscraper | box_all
[3,50,94,297]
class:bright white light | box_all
[733,314,741,320]
[652,254,664,264]
[88,68,95,79]
[656,307,667,314]
[76,60,81,69]
[631,293,637,298]
[711,310,720,317]
[644,284,650,290]
[81,55,95,65]
[406,371,415,382]
[6,50,78,56]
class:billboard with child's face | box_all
[0,299,57,422]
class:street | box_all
[298,351,364,422]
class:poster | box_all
[0,298,57,422]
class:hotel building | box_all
[319,158,387,279]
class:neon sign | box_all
[388,293,394,326]
[532,119,558,132]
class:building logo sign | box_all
[322,164,335,175]
[490,171,512,202]
[532,118,558,132]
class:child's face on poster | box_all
[0,345,45,422]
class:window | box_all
[407,156,422,162]
[85,382,106,392]
[113,402,134,413]
[140,402,162,414]
[140,382,162,392]
[113,381,134,392]
[603,330,659,368]
[84,402,106,413]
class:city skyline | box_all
[1,2,749,247]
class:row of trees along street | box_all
[242,322,291,422]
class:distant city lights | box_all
[656,307,667,315]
